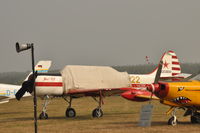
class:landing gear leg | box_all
[168,108,178,126]
[39,95,50,120]
[92,90,104,118]
[63,96,76,118]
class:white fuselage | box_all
[129,74,155,84]
[0,83,31,100]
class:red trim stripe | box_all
[172,56,177,59]
[168,51,175,53]
[36,82,63,87]
[131,84,149,88]
[172,67,181,71]
[172,73,179,76]
[172,62,180,65]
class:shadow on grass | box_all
[0,111,29,115]
[108,121,167,126]
[108,121,196,127]
[46,115,94,121]
[107,121,138,125]
[0,117,33,123]
[105,112,136,116]
[0,114,106,124]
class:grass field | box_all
[0,96,200,133]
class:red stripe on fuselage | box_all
[132,84,149,88]
[172,56,177,59]
[36,82,63,87]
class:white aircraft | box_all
[15,50,191,120]
[0,61,52,104]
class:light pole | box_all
[16,42,38,133]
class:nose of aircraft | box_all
[146,84,159,93]
[147,83,169,99]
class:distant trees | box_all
[113,64,157,74]
[0,63,199,85]
[113,63,200,75]
[180,63,200,75]
[0,72,29,85]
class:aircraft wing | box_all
[121,88,160,101]
[0,96,9,100]
[67,88,126,98]
[0,99,9,104]
[0,96,9,104]
[135,94,159,100]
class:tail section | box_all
[24,60,52,81]
[35,60,52,73]
[16,60,52,100]
[169,51,181,76]
[150,50,181,78]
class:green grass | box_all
[0,96,200,133]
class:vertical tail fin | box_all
[24,60,52,81]
[150,50,181,78]
[161,50,181,77]
[35,61,52,73]
[168,51,181,76]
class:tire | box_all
[39,112,48,120]
[168,116,177,126]
[92,108,103,118]
[66,108,76,118]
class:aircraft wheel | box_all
[92,108,103,118]
[168,116,177,126]
[39,112,48,120]
[66,108,76,118]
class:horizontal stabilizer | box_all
[0,96,9,100]
[0,99,9,104]
[174,73,192,78]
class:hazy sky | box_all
[0,0,200,72]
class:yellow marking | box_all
[136,95,159,100]
[130,76,140,83]
[36,69,48,71]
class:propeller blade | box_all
[154,60,163,84]
[15,75,35,100]
[15,85,27,100]
[148,60,163,102]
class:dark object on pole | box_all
[15,74,34,100]
[16,42,32,53]
[15,42,38,133]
